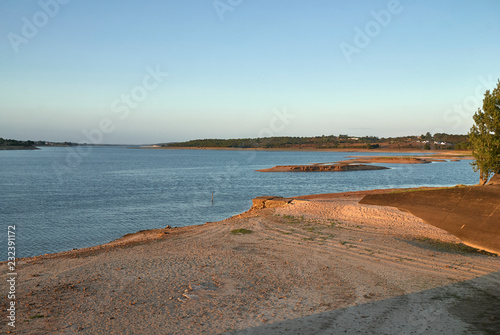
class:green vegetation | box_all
[163,133,469,150]
[0,138,36,148]
[165,135,369,149]
[29,315,45,319]
[468,80,500,185]
[282,214,302,224]
[454,141,471,150]
[413,237,497,256]
[230,228,253,235]
[329,219,341,227]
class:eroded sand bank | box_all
[2,194,499,334]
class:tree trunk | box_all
[479,171,488,185]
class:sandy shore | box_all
[256,164,389,172]
[2,193,499,334]
[255,152,473,172]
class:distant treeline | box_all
[165,135,376,149]
[0,138,36,147]
[0,138,78,149]
[35,141,78,146]
[164,133,470,150]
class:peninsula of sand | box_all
[2,179,499,334]
[256,163,388,172]
[256,153,473,173]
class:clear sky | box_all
[1,0,499,144]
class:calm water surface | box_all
[0,147,478,259]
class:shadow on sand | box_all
[232,271,500,334]
[359,183,500,254]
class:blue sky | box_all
[1,0,499,144]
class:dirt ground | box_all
[2,195,499,334]
[361,183,500,254]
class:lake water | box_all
[0,146,478,260]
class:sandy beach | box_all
[3,190,499,335]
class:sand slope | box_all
[2,196,499,334]
[360,184,500,254]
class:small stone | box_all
[182,293,198,299]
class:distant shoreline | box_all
[141,145,472,154]
[0,146,39,150]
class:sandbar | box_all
[257,163,389,172]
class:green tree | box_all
[468,80,500,185]
[454,141,470,151]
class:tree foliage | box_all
[468,80,500,185]
[165,133,468,150]
[0,138,35,147]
